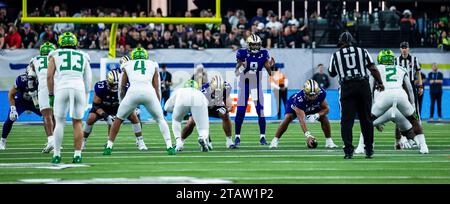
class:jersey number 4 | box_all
[59,51,84,72]
[134,60,146,75]
[385,67,397,82]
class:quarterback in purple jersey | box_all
[269,79,338,149]
[82,68,147,151]
[1,69,44,150]
[234,33,274,146]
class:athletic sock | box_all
[53,149,61,157]
[235,134,240,138]
[136,136,143,141]
[226,136,233,143]
[260,134,265,138]
[47,135,54,143]
[106,140,114,148]
[74,150,81,157]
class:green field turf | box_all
[0,122,449,184]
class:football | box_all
[307,137,318,149]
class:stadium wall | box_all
[0,49,449,121]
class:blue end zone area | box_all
[0,89,448,122]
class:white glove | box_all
[217,107,227,115]
[304,131,313,138]
[399,136,412,149]
[106,115,115,126]
[306,113,320,122]
[9,106,18,121]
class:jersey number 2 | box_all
[134,60,146,75]
[385,67,397,82]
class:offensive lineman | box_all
[181,75,236,149]
[234,33,274,146]
[269,79,338,149]
[82,69,147,151]
[164,80,210,152]
[47,32,92,163]
[355,49,428,154]
[103,47,175,155]
[28,42,57,153]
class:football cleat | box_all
[136,139,148,151]
[207,141,213,151]
[198,138,209,152]
[175,140,185,152]
[51,156,61,164]
[269,138,279,149]
[260,137,267,145]
[72,156,82,163]
[0,139,6,150]
[226,142,236,149]
[103,147,113,155]
[167,147,176,155]
[354,144,365,154]
[325,141,338,148]
[234,137,241,147]
[41,142,54,154]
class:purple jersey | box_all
[201,81,232,107]
[94,80,120,109]
[236,48,270,74]
[14,74,38,102]
[286,88,326,115]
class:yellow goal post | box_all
[21,0,222,58]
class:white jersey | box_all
[164,87,209,113]
[30,55,49,91]
[377,64,409,89]
[122,59,158,89]
[48,49,91,92]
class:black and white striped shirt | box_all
[395,54,420,82]
[328,46,374,83]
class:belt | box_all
[341,76,368,83]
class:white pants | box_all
[117,87,164,121]
[38,86,50,111]
[373,107,412,131]
[372,89,415,118]
[54,88,86,120]
[171,98,209,140]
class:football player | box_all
[1,68,44,150]
[103,47,175,155]
[164,80,210,152]
[82,69,147,151]
[28,42,57,153]
[47,32,92,163]
[181,75,236,149]
[234,33,274,146]
[269,79,338,149]
[355,49,428,154]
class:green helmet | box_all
[130,47,148,60]
[39,42,56,56]
[58,32,78,48]
[184,79,199,89]
[377,49,395,65]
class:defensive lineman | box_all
[269,79,338,149]
[234,33,274,146]
[103,47,175,155]
[355,49,428,154]
[82,70,147,151]
[181,75,236,149]
[29,42,57,153]
[47,32,92,163]
[164,80,210,152]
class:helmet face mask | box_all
[107,70,120,92]
[247,34,262,54]
[210,75,224,98]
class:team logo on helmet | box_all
[39,42,56,56]
[130,47,148,60]
[58,32,78,48]
[377,49,395,65]
[184,79,199,89]
[304,79,320,97]
[107,70,120,92]
[246,33,262,54]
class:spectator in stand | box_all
[20,23,37,48]
[125,29,139,51]
[159,30,178,48]
[255,23,271,48]
[438,30,450,51]
[224,31,240,50]
[203,29,213,48]
[266,14,283,33]
[0,8,9,25]
[312,64,330,90]
[77,28,89,49]
[139,30,151,49]
[53,9,74,35]
[0,26,5,49]
[400,9,416,44]
[98,29,109,50]
[87,33,99,49]
[219,24,228,46]
[250,8,267,26]
[36,25,57,47]
[236,16,249,33]
[283,26,296,48]
[240,30,252,48]
[211,32,223,48]
[5,25,22,49]
[149,30,161,49]
[192,29,207,50]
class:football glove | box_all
[9,106,18,121]
[306,113,320,122]
[399,136,412,149]
[217,107,227,115]
[106,115,115,126]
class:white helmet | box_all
[210,75,224,92]
[246,33,262,54]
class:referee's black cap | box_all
[400,41,409,48]
[338,31,354,47]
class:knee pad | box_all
[132,123,142,133]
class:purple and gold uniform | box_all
[89,80,122,116]
[285,88,327,115]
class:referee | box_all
[394,42,423,139]
[328,32,385,159]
